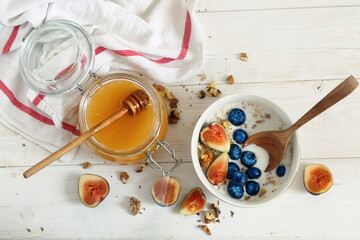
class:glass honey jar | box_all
[19,19,182,177]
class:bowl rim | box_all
[191,94,300,207]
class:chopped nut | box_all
[198,225,212,235]
[120,172,130,184]
[264,113,271,119]
[82,162,91,169]
[210,203,221,218]
[259,188,267,197]
[130,197,141,215]
[255,120,265,124]
[26,228,31,232]
[245,196,251,201]
[200,149,214,169]
[204,211,215,224]
[153,83,176,101]
[169,98,179,109]
[135,166,144,173]
[208,81,216,88]
[197,90,206,99]
[207,87,222,97]
[153,83,181,124]
[240,53,248,62]
[40,227,44,232]
[226,75,234,84]
[198,73,207,81]
[230,211,234,217]
[222,121,231,129]
[168,109,180,124]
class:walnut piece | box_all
[204,211,215,224]
[240,53,248,62]
[226,75,234,84]
[135,166,144,173]
[210,203,221,218]
[197,90,206,99]
[153,83,181,124]
[130,197,141,215]
[206,82,222,97]
[198,73,207,81]
[198,225,212,235]
[82,162,91,169]
[200,149,214,169]
[120,172,129,184]
[168,109,180,124]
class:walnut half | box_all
[130,197,141,215]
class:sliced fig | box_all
[179,187,207,215]
[200,122,230,152]
[206,152,229,185]
[151,176,181,207]
[304,164,333,195]
[79,174,109,208]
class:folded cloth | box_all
[0,0,203,162]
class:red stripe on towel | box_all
[2,25,20,54]
[0,80,80,136]
[94,10,192,63]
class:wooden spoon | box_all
[244,75,358,172]
[23,89,150,178]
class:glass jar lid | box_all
[19,20,94,95]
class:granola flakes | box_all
[199,149,214,169]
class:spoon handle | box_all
[288,75,358,133]
[23,107,129,178]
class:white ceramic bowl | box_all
[191,94,300,207]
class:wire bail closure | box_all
[144,141,182,178]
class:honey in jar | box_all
[86,79,155,151]
[79,73,168,164]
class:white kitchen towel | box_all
[0,0,203,162]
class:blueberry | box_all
[245,181,260,196]
[276,165,286,177]
[245,167,262,179]
[233,129,248,144]
[227,181,245,199]
[229,144,242,160]
[227,162,240,179]
[228,108,246,126]
[240,151,257,167]
[232,171,248,186]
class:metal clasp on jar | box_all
[144,141,182,178]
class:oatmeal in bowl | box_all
[191,94,300,207]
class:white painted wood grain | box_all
[1,2,360,239]
[0,159,359,239]
[195,0,360,12]
[1,79,359,168]
[193,6,360,83]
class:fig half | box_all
[200,122,230,152]
[304,164,333,195]
[179,187,207,215]
[151,177,181,207]
[206,152,229,185]
[79,174,109,208]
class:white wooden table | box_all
[1,1,360,239]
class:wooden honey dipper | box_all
[23,89,150,178]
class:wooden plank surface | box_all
[1,1,360,239]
